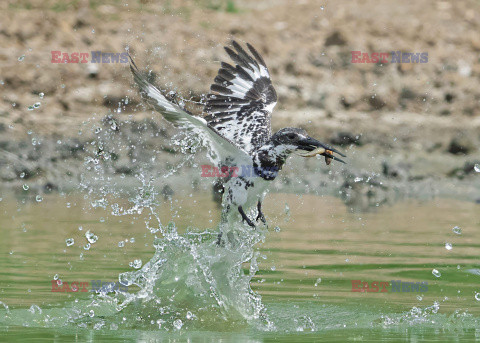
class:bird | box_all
[129,41,345,241]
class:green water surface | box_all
[0,191,479,342]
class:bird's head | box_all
[271,128,346,165]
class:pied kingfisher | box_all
[129,41,345,236]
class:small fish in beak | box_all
[298,147,345,165]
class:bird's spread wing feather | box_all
[129,56,251,167]
[204,41,277,154]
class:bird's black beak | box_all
[297,136,346,165]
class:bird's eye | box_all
[287,134,296,140]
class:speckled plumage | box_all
[129,41,344,234]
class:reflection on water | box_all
[0,191,479,340]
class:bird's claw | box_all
[242,216,256,228]
[238,205,256,228]
[256,212,266,224]
[256,200,267,225]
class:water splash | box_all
[72,114,273,330]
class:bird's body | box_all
[129,41,345,234]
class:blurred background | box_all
[0,0,479,206]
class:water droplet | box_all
[89,310,95,317]
[130,259,142,269]
[18,55,25,61]
[475,293,480,301]
[22,184,29,191]
[66,238,75,246]
[53,274,59,280]
[33,102,40,108]
[186,311,194,320]
[84,243,91,250]
[39,92,44,99]
[452,226,462,235]
[28,304,42,314]
[85,230,98,244]
[320,5,325,10]
[474,164,480,173]
[20,172,25,178]
[314,278,322,286]
[35,195,43,202]
[274,226,281,232]
[432,269,441,277]
[354,177,363,182]
[27,106,34,111]
[118,241,125,248]
[416,295,423,301]
[445,243,452,250]
[173,319,183,330]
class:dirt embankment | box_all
[0,0,479,204]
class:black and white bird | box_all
[129,41,345,235]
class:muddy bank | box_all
[1,110,478,212]
[1,0,480,209]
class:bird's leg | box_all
[256,200,267,224]
[238,206,255,228]
[216,231,224,246]
[216,203,231,246]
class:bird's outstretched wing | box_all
[129,56,251,167]
[204,41,277,154]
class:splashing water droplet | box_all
[28,304,42,314]
[27,106,34,111]
[35,195,43,202]
[416,295,423,301]
[39,92,44,99]
[173,319,183,330]
[452,226,462,235]
[33,102,41,108]
[314,278,322,287]
[432,269,441,277]
[22,184,29,191]
[474,164,480,173]
[66,238,75,247]
[118,241,125,248]
[129,259,142,269]
[85,230,98,244]
[445,243,452,250]
[18,55,25,61]
[53,274,59,280]
[475,293,480,301]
